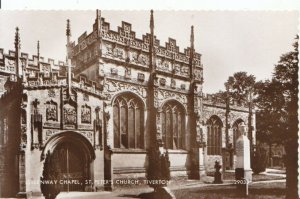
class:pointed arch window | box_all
[113,93,144,149]
[207,116,223,155]
[161,101,185,150]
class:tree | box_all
[225,72,256,104]
[273,37,298,199]
[254,80,287,164]
[255,36,298,198]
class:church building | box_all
[0,10,255,198]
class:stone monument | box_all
[213,161,223,184]
[235,122,252,193]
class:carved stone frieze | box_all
[155,89,188,109]
[104,79,147,102]
[202,104,249,128]
[202,105,225,124]
[43,130,94,145]
[44,122,60,129]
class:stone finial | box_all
[96,9,101,24]
[37,40,40,58]
[15,27,21,77]
[189,25,195,80]
[15,27,21,50]
[190,25,194,50]
[150,10,154,33]
[66,19,71,38]
[95,9,102,37]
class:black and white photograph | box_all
[0,9,298,199]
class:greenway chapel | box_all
[0,10,255,197]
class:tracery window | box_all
[113,93,144,149]
[207,116,223,155]
[161,100,185,150]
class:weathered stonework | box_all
[0,11,255,198]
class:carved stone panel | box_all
[46,100,58,121]
[81,104,91,124]
[48,89,56,98]
[63,103,77,127]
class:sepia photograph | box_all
[0,10,298,198]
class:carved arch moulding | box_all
[155,89,188,111]
[104,79,147,105]
[202,107,226,125]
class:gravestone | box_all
[213,160,223,184]
[235,122,252,195]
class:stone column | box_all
[103,102,113,191]
[235,122,252,182]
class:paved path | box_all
[56,170,286,199]
[57,178,286,199]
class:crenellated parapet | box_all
[0,48,66,77]
[69,19,203,82]
[22,71,104,98]
[202,93,249,112]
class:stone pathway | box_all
[56,171,286,199]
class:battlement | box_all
[70,16,203,82]
[202,93,250,111]
[0,48,105,96]
[0,48,67,76]
[24,71,103,95]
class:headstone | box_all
[213,161,223,183]
[235,122,252,195]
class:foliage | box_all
[254,80,287,145]
[255,37,298,146]
[225,72,256,105]
[251,145,268,174]
[254,36,298,198]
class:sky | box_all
[0,10,298,93]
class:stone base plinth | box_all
[235,168,252,182]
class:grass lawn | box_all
[173,181,286,199]
[206,172,285,181]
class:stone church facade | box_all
[0,11,255,198]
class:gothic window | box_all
[207,116,223,155]
[161,100,185,150]
[232,119,244,154]
[113,93,144,149]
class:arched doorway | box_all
[41,132,95,196]
[50,142,85,191]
